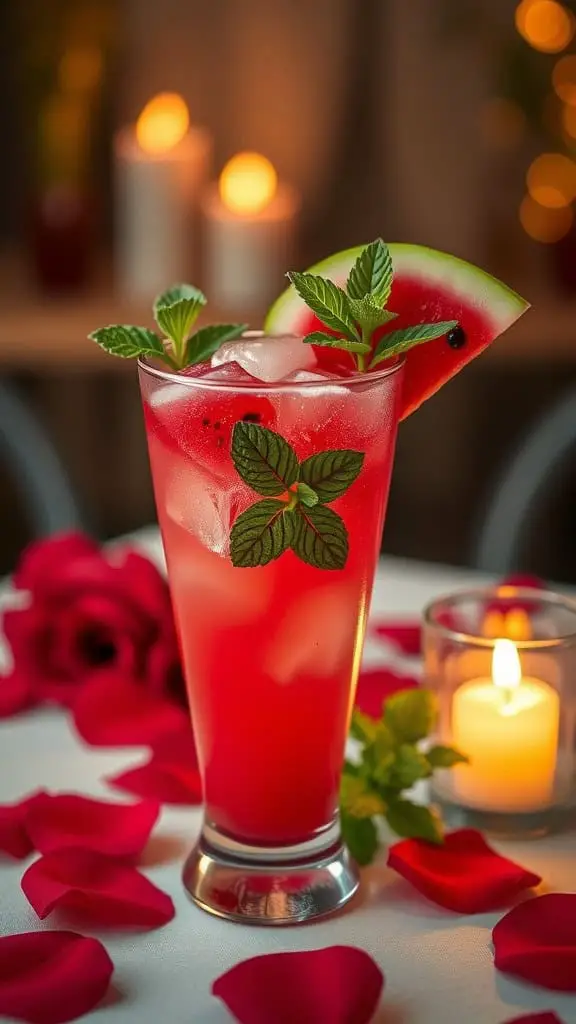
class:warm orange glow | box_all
[519,193,573,241]
[58,47,103,94]
[515,0,574,52]
[553,54,576,104]
[492,639,522,692]
[219,152,278,215]
[505,609,532,641]
[562,102,576,139]
[136,93,189,155]
[479,97,527,150]
[526,152,576,207]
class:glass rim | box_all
[137,331,405,393]
[423,585,576,649]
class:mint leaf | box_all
[287,272,359,343]
[296,482,319,507]
[89,325,166,360]
[303,331,371,355]
[292,504,349,570]
[384,689,437,745]
[340,775,386,818]
[349,296,397,334]
[370,321,459,367]
[346,239,393,306]
[349,710,379,744]
[186,323,247,366]
[300,449,364,503]
[385,799,444,844]
[230,499,294,568]
[340,810,379,866]
[231,422,299,497]
[154,284,206,346]
[388,745,432,788]
[426,745,469,769]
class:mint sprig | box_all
[88,282,247,371]
[229,422,364,570]
[341,688,468,865]
[288,238,459,372]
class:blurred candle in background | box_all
[114,92,211,301]
[202,152,299,313]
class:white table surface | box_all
[1,527,575,1024]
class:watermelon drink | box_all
[139,342,403,848]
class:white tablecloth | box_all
[1,528,575,1024]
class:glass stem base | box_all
[182,820,360,925]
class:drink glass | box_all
[138,341,403,924]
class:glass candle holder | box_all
[423,586,576,838]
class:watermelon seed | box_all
[242,412,261,423]
[202,417,210,426]
[446,326,466,349]
[214,421,221,430]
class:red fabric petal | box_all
[0,792,46,859]
[25,793,159,859]
[0,930,113,1024]
[72,670,188,748]
[21,849,174,929]
[503,1014,564,1023]
[493,893,576,991]
[13,533,100,594]
[107,723,201,804]
[371,620,421,655]
[387,828,541,914]
[212,946,384,1024]
[355,668,419,719]
[0,671,37,718]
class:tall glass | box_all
[138,342,403,924]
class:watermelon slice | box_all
[265,243,529,419]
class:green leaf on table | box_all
[231,422,299,497]
[287,272,359,343]
[385,799,444,844]
[349,296,398,334]
[346,239,394,306]
[296,482,319,507]
[349,710,379,745]
[88,325,166,360]
[303,331,371,355]
[426,745,470,769]
[388,744,433,789]
[384,688,437,745]
[186,323,247,365]
[340,775,386,818]
[292,504,349,570]
[300,450,365,504]
[370,321,459,367]
[230,499,294,568]
[153,284,207,345]
[340,810,380,866]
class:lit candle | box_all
[452,639,559,812]
[202,151,299,312]
[114,92,211,300]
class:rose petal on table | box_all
[21,849,175,929]
[387,828,541,914]
[107,755,202,806]
[25,793,160,859]
[0,792,46,859]
[72,670,188,748]
[486,574,545,615]
[0,930,113,1024]
[355,667,419,719]
[13,533,100,595]
[370,621,421,656]
[493,893,576,991]
[0,668,38,719]
[503,1013,564,1023]
[212,946,384,1024]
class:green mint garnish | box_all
[88,282,247,371]
[340,688,469,864]
[229,421,363,570]
[288,238,458,373]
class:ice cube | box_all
[211,334,316,383]
[150,382,191,409]
[266,583,359,684]
[200,361,261,385]
[165,454,238,553]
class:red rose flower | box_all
[1,532,186,711]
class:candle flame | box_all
[136,92,189,155]
[219,151,278,215]
[492,638,522,691]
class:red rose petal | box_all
[387,828,541,913]
[108,756,202,805]
[503,1014,564,1023]
[493,893,576,991]
[0,670,37,718]
[0,930,113,1024]
[355,668,419,719]
[72,670,188,748]
[21,849,174,929]
[25,793,160,859]
[371,620,421,655]
[0,792,46,859]
[212,946,384,1024]
[13,533,100,595]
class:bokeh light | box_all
[519,192,573,241]
[136,93,189,155]
[563,103,576,138]
[526,152,576,207]
[219,152,278,215]
[479,97,527,150]
[553,54,576,104]
[515,0,574,53]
